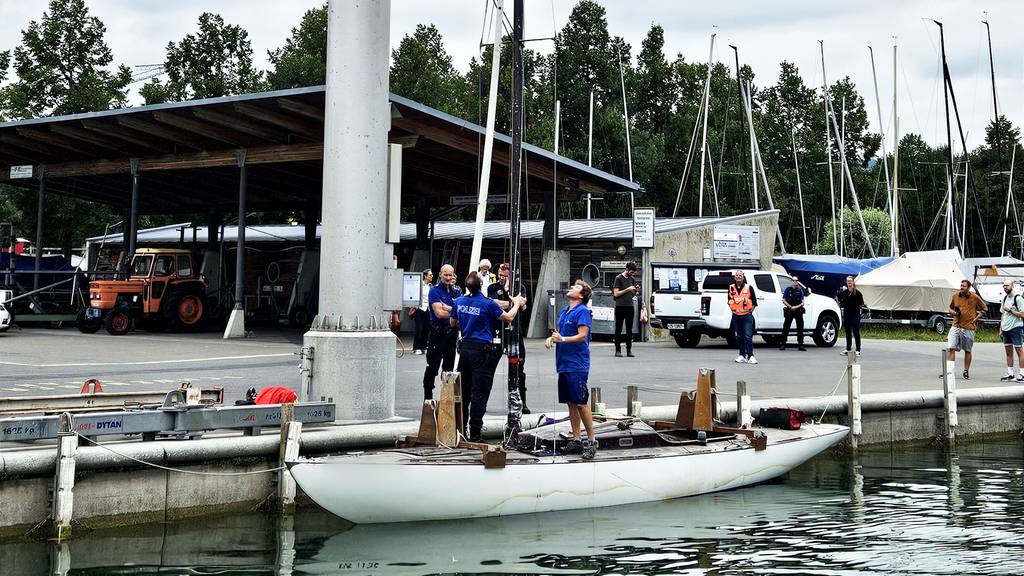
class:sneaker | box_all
[467,431,484,443]
[614,351,623,358]
[1000,374,1015,382]
[735,355,747,363]
[840,350,849,356]
[962,370,969,380]
[798,346,807,351]
[747,356,758,365]
[581,439,599,461]
[856,351,862,357]
[626,351,635,357]
[560,438,584,454]
[1016,375,1024,383]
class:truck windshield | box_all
[130,255,153,277]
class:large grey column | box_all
[33,167,45,290]
[302,0,395,421]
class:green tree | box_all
[267,4,328,89]
[140,12,264,104]
[0,0,130,118]
[812,207,891,257]
[390,24,465,116]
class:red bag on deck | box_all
[254,386,298,405]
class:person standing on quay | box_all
[551,280,597,460]
[422,264,461,400]
[411,268,433,355]
[780,275,807,351]
[612,262,639,357]
[999,279,1024,382]
[728,270,757,364]
[947,279,986,380]
[837,275,864,357]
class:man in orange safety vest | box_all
[728,270,758,364]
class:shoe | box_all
[561,438,584,454]
[467,430,483,443]
[747,356,758,365]
[735,355,747,363]
[856,351,862,357]
[615,351,623,358]
[840,350,849,356]
[1016,375,1024,383]
[1000,374,1015,382]
[626,351,635,357]
[962,370,969,380]
[779,345,786,351]
[798,346,807,351]
[581,439,599,461]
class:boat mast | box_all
[933,20,958,255]
[586,89,593,219]
[697,34,716,217]
[892,40,900,256]
[792,129,809,253]
[730,45,753,210]
[819,41,838,255]
[617,45,635,214]
[743,80,787,254]
[1001,145,1017,256]
[505,0,525,438]
[868,45,893,250]
[839,96,846,257]
[984,18,1003,168]
[826,98,876,258]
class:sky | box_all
[1,0,1023,154]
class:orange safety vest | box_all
[728,283,754,315]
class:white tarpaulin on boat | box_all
[856,249,966,313]
[962,257,1024,304]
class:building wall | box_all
[648,212,779,271]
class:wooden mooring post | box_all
[940,348,957,446]
[736,380,751,428]
[626,385,640,417]
[51,412,77,540]
[590,387,604,415]
[847,352,861,452]
[277,403,303,513]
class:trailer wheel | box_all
[932,315,947,335]
[813,313,839,348]
[76,308,101,334]
[673,331,701,348]
[103,307,133,335]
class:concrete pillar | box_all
[224,151,248,339]
[526,249,570,338]
[302,0,395,421]
[128,159,140,257]
[33,167,44,290]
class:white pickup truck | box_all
[649,263,751,348]
[0,289,13,333]
[699,270,841,347]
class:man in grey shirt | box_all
[612,262,639,357]
[999,279,1024,382]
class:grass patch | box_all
[860,324,1003,343]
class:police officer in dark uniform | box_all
[487,262,532,413]
[453,271,526,442]
[422,264,461,400]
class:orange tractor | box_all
[78,248,207,335]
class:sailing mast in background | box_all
[697,34,716,217]
[730,45,755,212]
[868,45,894,254]
[819,41,839,255]
[891,40,901,256]
[932,20,958,254]
[792,129,809,253]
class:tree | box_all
[140,13,264,104]
[813,207,891,257]
[267,4,328,89]
[0,0,130,119]
[390,24,465,116]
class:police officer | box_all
[422,264,461,400]
[487,263,531,413]
[452,271,525,442]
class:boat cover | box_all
[962,257,1024,304]
[773,254,894,297]
[856,249,966,313]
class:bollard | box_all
[590,387,606,415]
[941,348,957,445]
[51,412,77,540]
[626,385,639,417]
[736,380,751,428]
[277,403,303,514]
[846,352,861,452]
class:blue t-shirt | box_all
[556,304,592,373]
[452,292,503,343]
[428,283,460,325]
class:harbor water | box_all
[4,436,1024,575]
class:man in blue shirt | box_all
[452,271,526,442]
[422,264,462,401]
[552,279,597,460]
[780,275,807,351]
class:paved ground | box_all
[1,325,1021,419]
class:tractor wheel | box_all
[164,290,206,331]
[103,307,133,335]
[76,308,101,334]
[288,305,310,327]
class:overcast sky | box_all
[2,0,1022,154]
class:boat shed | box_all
[0,86,638,335]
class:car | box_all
[699,270,841,347]
[649,263,755,348]
[0,289,13,333]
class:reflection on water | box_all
[3,437,1024,575]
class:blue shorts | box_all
[558,372,590,405]
[1003,326,1023,347]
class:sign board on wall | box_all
[632,208,655,248]
[713,224,759,260]
[402,272,422,307]
[9,165,32,179]
[450,194,509,206]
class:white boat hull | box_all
[289,423,848,524]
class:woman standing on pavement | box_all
[412,269,433,354]
[837,275,864,357]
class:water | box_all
[4,437,1024,575]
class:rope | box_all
[74,432,286,476]
[814,364,851,424]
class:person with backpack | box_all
[999,279,1024,382]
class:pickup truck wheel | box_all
[673,331,701,348]
[76,308,101,334]
[813,313,839,347]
